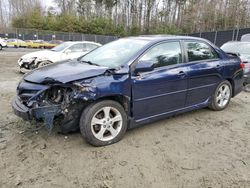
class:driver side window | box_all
[139,41,182,68]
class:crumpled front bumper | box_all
[12,96,61,131]
[12,96,31,120]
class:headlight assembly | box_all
[23,57,37,63]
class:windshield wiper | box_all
[80,60,100,66]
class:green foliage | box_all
[9,0,250,36]
[12,10,183,36]
[13,8,44,29]
[151,25,182,35]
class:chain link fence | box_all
[1,27,250,46]
[187,28,250,47]
[0,28,118,44]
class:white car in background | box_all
[0,38,7,50]
[18,41,102,72]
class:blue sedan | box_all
[12,36,244,146]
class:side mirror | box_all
[135,60,155,73]
[64,49,72,54]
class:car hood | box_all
[23,60,109,84]
[21,50,59,59]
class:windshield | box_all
[51,42,72,52]
[80,38,150,68]
[221,43,250,55]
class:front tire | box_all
[0,45,2,50]
[209,80,232,111]
[37,60,52,68]
[79,100,127,146]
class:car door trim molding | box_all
[134,83,216,102]
[135,98,210,123]
[134,89,187,102]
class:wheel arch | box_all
[225,78,235,97]
[94,95,130,114]
[36,59,53,67]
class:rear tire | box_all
[79,100,127,146]
[209,80,232,111]
[0,45,2,50]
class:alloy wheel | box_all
[38,61,51,68]
[90,106,123,142]
[216,84,231,108]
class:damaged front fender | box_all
[13,73,131,133]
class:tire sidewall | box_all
[80,100,127,146]
[212,80,232,110]
[38,60,51,68]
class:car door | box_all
[131,41,188,122]
[183,40,224,106]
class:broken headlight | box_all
[46,86,73,104]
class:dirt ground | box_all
[0,48,250,188]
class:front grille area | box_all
[18,89,38,102]
[17,80,49,105]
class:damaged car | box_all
[12,36,244,146]
[18,41,101,73]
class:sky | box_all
[43,0,57,9]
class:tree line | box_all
[1,0,250,36]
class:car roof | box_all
[64,41,102,46]
[125,35,209,42]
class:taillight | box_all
[240,62,245,69]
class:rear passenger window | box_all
[140,42,182,68]
[86,44,99,51]
[69,44,85,52]
[185,41,218,62]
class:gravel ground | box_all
[0,48,250,188]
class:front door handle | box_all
[178,71,186,78]
[178,71,185,75]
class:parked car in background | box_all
[44,40,63,49]
[244,64,250,92]
[6,39,28,48]
[12,36,244,146]
[0,38,7,50]
[25,40,46,48]
[221,41,250,91]
[241,34,250,42]
[18,41,101,72]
